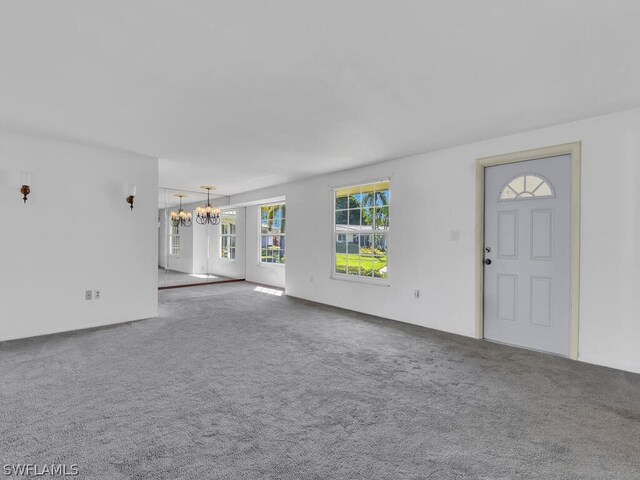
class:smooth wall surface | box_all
[0,131,158,341]
[232,107,640,374]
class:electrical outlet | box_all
[94,290,101,300]
[414,289,420,298]
[85,290,93,300]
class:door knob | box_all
[484,259,492,265]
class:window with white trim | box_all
[220,210,237,260]
[260,204,286,264]
[169,223,180,256]
[334,181,389,280]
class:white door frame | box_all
[475,142,581,359]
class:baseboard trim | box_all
[158,278,246,290]
[0,315,157,345]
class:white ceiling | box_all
[1,1,640,195]
[158,187,225,209]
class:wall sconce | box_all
[20,172,31,204]
[126,184,137,210]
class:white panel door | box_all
[483,155,571,356]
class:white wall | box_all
[244,204,285,288]
[232,107,640,374]
[0,130,158,341]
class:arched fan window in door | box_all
[499,173,555,200]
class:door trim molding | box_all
[475,142,581,359]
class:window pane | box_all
[361,207,374,226]
[375,206,389,229]
[348,209,361,227]
[534,182,553,197]
[525,175,543,192]
[374,234,388,279]
[260,235,269,262]
[508,176,525,194]
[336,234,347,254]
[230,248,236,260]
[500,186,518,200]
[230,223,236,234]
[362,191,375,207]
[359,234,374,277]
[349,191,362,209]
[375,189,389,206]
[336,210,348,229]
[347,234,359,254]
[335,252,347,274]
[231,236,236,248]
[359,234,373,253]
[336,194,348,210]
[346,254,359,276]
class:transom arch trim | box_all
[499,173,555,201]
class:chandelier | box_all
[170,194,192,230]
[196,186,220,225]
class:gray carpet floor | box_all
[1,282,639,479]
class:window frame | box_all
[219,210,237,262]
[330,179,390,286]
[168,222,181,257]
[258,202,286,267]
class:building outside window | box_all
[334,180,389,280]
[260,204,285,264]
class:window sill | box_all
[330,273,390,287]
[258,262,285,268]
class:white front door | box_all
[483,155,571,356]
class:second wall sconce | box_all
[20,172,32,204]
[126,184,137,210]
